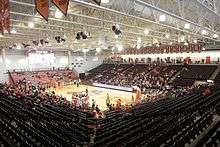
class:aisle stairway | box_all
[168,68,185,84]
[190,115,220,147]
[8,71,15,85]
[209,65,220,80]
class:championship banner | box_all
[0,2,3,34]
[168,46,171,53]
[155,47,159,54]
[175,45,180,53]
[140,47,144,54]
[191,44,195,52]
[0,0,10,34]
[186,45,190,53]
[52,0,69,16]
[127,48,130,54]
[146,47,149,54]
[166,46,170,53]
[151,47,154,54]
[180,45,184,53]
[135,49,138,54]
[198,44,202,52]
[129,48,132,54]
[194,44,199,52]
[163,47,166,53]
[158,47,162,54]
[183,45,187,52]
[170,46,174,53]
[133,48,136,54]
[35,0,49,21]
[157,47,161,53]
[150,47,153,54]
[160,46,164,53]
[188,44,193,52]
[158,47,162,53]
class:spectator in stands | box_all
[203,87,211,96]
[89,61,178,90]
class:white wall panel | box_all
[70,56,103,74]
[121,50,220,62]
[0,56,8,83]
[5,52,69,71]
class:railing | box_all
[103,60,220,65]
[8,66,71,73]
[92,83,133,92]
[7,70,15,85]
[209,65,220,80]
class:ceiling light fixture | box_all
[137,44,141,49]
[101,0,109,4]
[213,34,219,39]
[11,28,17,34]
[82,49,87,53]
[165,34,170,39]
[117,44,123,52]
[184,42,189,46]
[159,15,166,22]
[180,35,185,42]
[184,23,190,29]
[137,37,142,44]
[144,28,149,35]
[193,39,198,43]
[28,22,34,28]
[16,44,22,50]
[55,10,63,18]
[201,30,207,35]
[96,47,101,53]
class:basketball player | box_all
[92,99,95,109]
[131,95,135,105]
[86,88,88,95]
[106,93,110,107]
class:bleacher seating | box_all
[195,120,220,147]
[87,63,179,89]
[171,65,217,87]
[93,87,220,147]
[1,63,220,147]
[88,63,217,88]
[0,91,92,147]
[214,71,220,86]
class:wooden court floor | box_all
[47,84,134,110]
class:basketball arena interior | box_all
[0,0,220,147]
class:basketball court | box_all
[47,84,134,110]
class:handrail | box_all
[8,67,71,73]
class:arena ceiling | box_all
[0,0,220,53]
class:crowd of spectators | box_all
[10,68,77,88]
[1,78,104,119]
[1,74,218,147]
[103,56,220,64]
[1,62,219,146]
[2,81,72,109]
[0,83,92,146]
[89,62,178,90]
